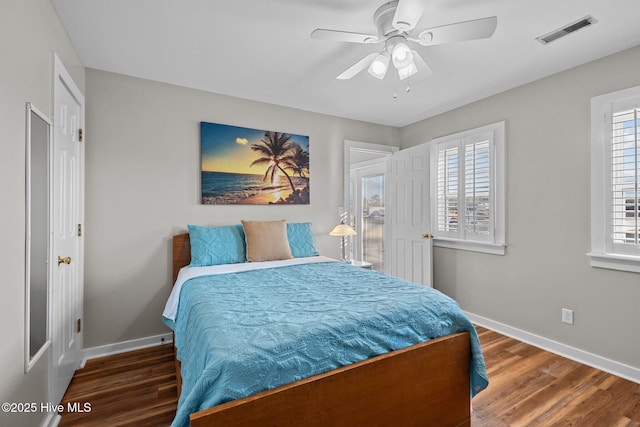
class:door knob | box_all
[422,233,432,239]
[58,256,71,265]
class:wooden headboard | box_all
[172,233,191,283]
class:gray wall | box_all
[0,0,84,426]
[83,68,400,348]
[3,4,639,423]
[400,45,640,369]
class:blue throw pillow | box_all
[188,224,246,266]
[287,222,319,258]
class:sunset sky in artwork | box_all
[200,122,309,175]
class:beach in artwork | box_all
[200,122,310,205]
[201,171,308,205]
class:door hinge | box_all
[76,318,82,333]
[78,224,82,236]
[78,128,83,142]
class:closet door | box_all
[50,55,84,406]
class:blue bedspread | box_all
[163,261,488,427]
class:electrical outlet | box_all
[561,308,574,325]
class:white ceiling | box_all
[52,0,640,127]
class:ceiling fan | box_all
[311,0,497,82]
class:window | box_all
[361,172,385,271]
[590,85,640,273]
[431,121,506,255]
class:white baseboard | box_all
[465,311,640,385]
[82,333,173,365]
[78,316,640,385]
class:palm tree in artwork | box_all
[250,131,297,192]
[281,144,310,181]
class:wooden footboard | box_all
[190,332,471,427]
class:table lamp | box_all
[329,223,357,262]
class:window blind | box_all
[435,136,493,241]
[430,121,505,254]
[437,145,459,233]
[611,108,640,246]
[465,140,491,236]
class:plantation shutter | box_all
[431,121,505,254]
[611,107,640,249]
[435,132,494,242]
[436,142,459,236]
[465,137,492,237]
[589,87,640,271]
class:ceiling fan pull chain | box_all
[393,68,399,99]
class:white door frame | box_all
[344,141,398,273]
[49,53,85,408]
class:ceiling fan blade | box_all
[411,50,433,78]
[413,16,497,46]
[336,53,379,80]
[393,0,426,32]
[311,29,379,44]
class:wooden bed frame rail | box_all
[172,233,472,427]
[191,332,471,427]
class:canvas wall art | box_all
[200,122,310,205]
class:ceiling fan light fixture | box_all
[391,40,413,68]
[368,51,390,79]
[397,60,417,80]
[313,2,499,86]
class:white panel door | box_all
[50,55,84,406]
[390,143,433,286]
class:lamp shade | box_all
[329,224,357,237]
[368,51,390,80]
[397,60,418,80]
[391,40,413,69]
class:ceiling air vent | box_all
[536,15,596,45]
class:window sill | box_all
[587,252,640,274]
[433,238,506,255]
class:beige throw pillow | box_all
[241,219,293,262]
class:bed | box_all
[163,221,488,427]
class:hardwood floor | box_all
[59,344,177,426]
[59,328,640,426]
[472,326,640,427]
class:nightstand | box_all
[350,260,373,270]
